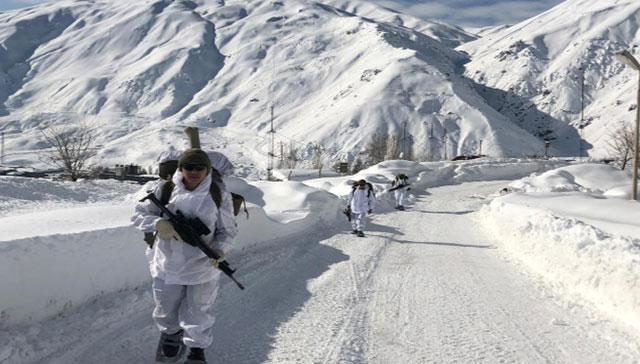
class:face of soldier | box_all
[181,164,208,190]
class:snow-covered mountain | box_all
[459,0,640,158]
[0,0,554,172]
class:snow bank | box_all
[0,177,341,325]
[508,163,630,195]
[0,176,141,217]
[271,169,340,182]
[303,158,569,209]
[481,163,640,331]
[0,222,147,325]
[232,179,342,250]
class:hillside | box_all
[0,0,549,173]
[459,0,640,158]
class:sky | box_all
[0,0,566,27]
[369,0,565,27]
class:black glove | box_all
[368,209,372,214]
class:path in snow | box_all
[26,181,640,364]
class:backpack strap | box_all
[159,172,222,209]
[160,181,175,206]
[209,169,223,209]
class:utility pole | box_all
[279,141,284,169]
[544,139,551,158]
[430,123,434,160]
[267,104,275,181]
[579,66,585,160]
[402,121,407,159]
[635,69,640,200]
[442,127,448,160]
[425,120,434,161]
[1,131,4,165]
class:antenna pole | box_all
[267,105,275,181]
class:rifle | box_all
[343,205,352,221]
[388,183,411,192]
[140,193,245,290]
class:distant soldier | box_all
[347,179,375,237]
[391,174,410,210]
[157,147,182,181]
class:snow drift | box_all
[481,163,640,331]
[0,176,341,325]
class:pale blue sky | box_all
[0,0,565,27]
[370,0,564,27]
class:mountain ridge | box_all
[0,0,556,172]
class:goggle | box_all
[182,164,207,172]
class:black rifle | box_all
[140,193,245,290]
[388,183,411,192]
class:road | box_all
[29,181,640,363]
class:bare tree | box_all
[40,123,100,181]
[606,122,634,170]
[366,133,388,164]
[285,141,300,169]
[351,157,364,174]
[311,143,325,177]
[386,134,401,160]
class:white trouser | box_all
[152,277,219,348]
[351,212,367,231]
[394,189,407,206]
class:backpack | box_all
[351,184,373,198]
[394,174,408,185]
[160,169,249,218]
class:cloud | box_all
[367,0,564,27]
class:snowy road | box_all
[26,181,640,363]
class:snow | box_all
[0,174,341,326]
[1,0,640,361]
[480,163,640,332]
[302,158,570,207]
[2,163,640,363]
[0,0,553,176]
[0,176,141,217]
[459,0,640,159]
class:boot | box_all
[351,229,358,234]
[356,230,365,237]
[184,347,207,364]
[156,330,185,362]
[398,205,405,211]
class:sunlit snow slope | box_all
[0,0,551,170]
[460,0,640,158]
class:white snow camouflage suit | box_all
[348,187,375,232]
[131,170,237,348]
[392,177,409,208]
